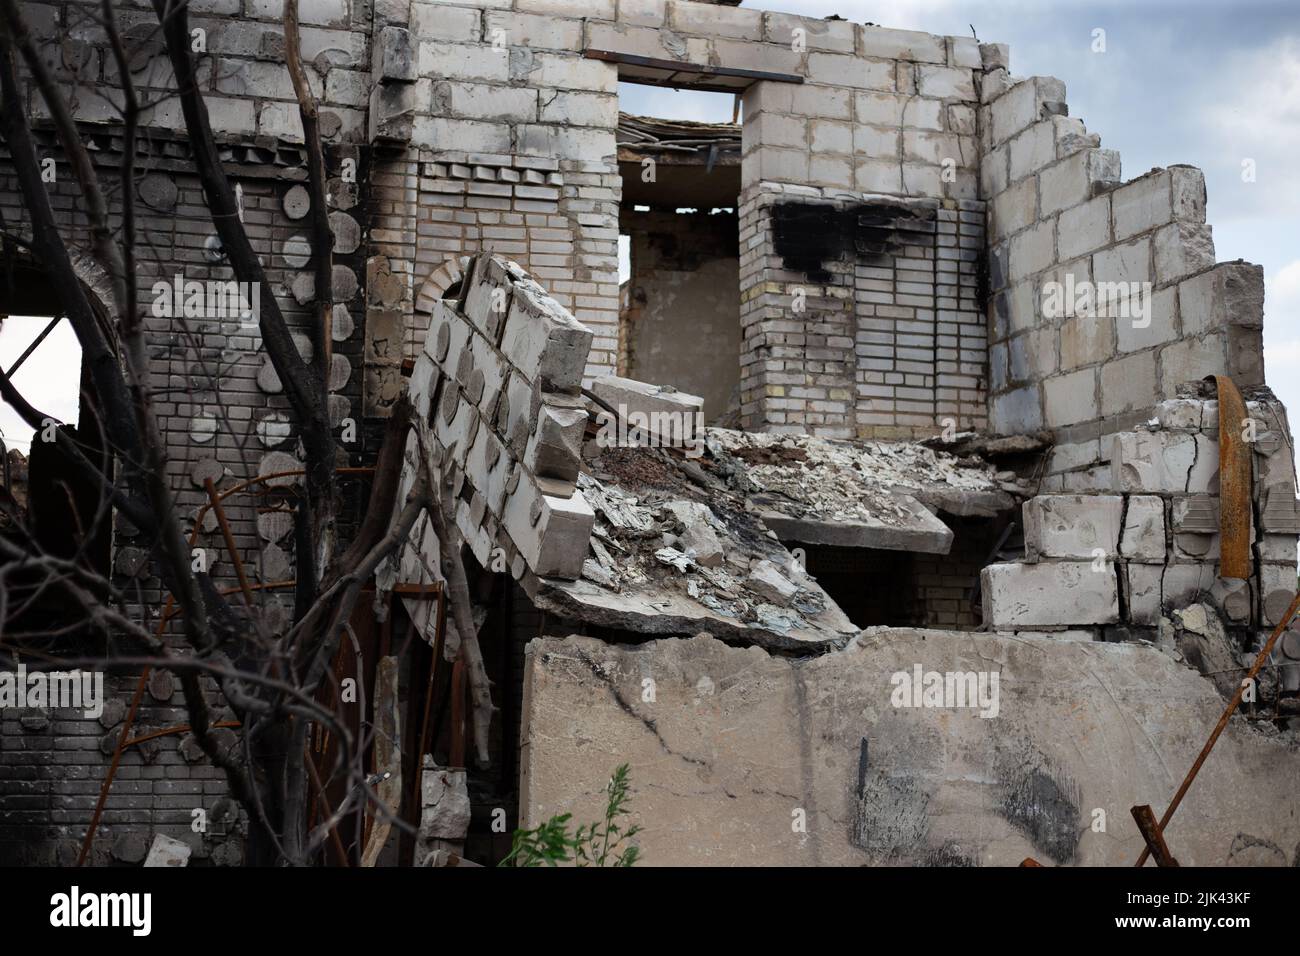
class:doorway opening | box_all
[616,83,743,425]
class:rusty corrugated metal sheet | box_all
[1213,374,1252,581]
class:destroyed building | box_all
[0,0,1297,868]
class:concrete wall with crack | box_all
[520,630,1300,866]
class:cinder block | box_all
[981,561,1120,627]
[1120,495,1165,561]
[1111,169,1173,241]
[524,400,587,483]
[1125,564,1163,624]
[589,375,703,448]
[1178,262,1264,337]
[500,279,593,392]
[1023,495,1123,560]
[1112,430,1218,494]
[1153,222,1215,286]
[501,474,594,580]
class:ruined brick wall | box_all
[1,0,379,863]
[0,132,366,864]
[978,68,1269,491]
[390,3,992,439]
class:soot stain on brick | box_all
[770,201,931,282]
[993,739,1083,865]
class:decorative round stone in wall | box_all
[259,542,293,583]
[139,173,178,211]
[113,510,139,537]
[486,437,501,470]
[332,264,358,302]
[263,596,291,636]
[283,184,311,220]
[1282,628,1300,660]
[319,111,342,139]
[440,383,460,425]
[505,463,520,495]
[466,367,485,404]
[190,414,217,443]
[455,345,473,384]
[258,450,302,487]
[282,234,312,269]
[332,303,355,341]
[190,457,224,489]
[111,832,149,865]
[178,734,205,763]
[434,321,451,362]
[257,509,294,543]
[257,412,292,447]
[369,266,403,308]
[328,394,350,427]
[257,357,283,394]
[327,177,358,210]
[291,271,316,305]
[1266,589,1295,626]
[329,353,351,390]
[464,411,480,447]
[204,234,225,263]
[329,211,360,254]
[98,697,125,729]
[528,496,543,528]
[148,670,175,702]
[1222,585,1250,623]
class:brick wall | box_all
[978,68,1268,491]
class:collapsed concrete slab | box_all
[520,630,1300,866]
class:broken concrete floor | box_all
[520,629,1300,866]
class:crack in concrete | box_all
[567,648,711,771]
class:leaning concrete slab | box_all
[521,630,1300,866]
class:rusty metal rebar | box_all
[1135,589,1300,866]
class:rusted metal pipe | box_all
[1131,804,1179,867]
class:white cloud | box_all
[1205,36,1300,218]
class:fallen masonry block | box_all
[524,398,587,484]
[501,472,595,580]
[981,561,1119,627]
[406,253,597,582]
[589,374,703,450]
[1023,494,1122,560]
[463,255,513,342]
[500,279,593,393]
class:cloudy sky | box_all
[622,0,1300,424]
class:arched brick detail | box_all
[408,256,466,354]
[413,256,466,316]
